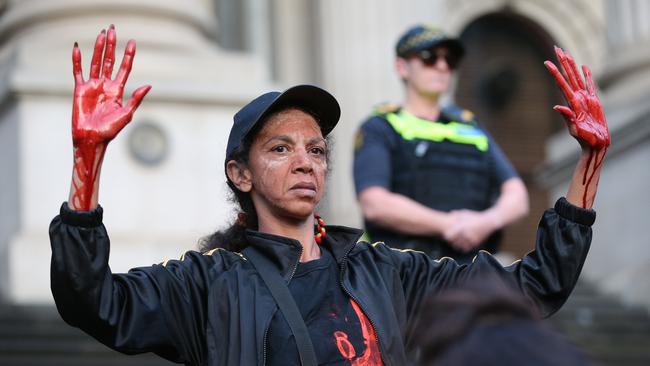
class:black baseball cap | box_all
[395,24,464,61]
[225,84,340,162]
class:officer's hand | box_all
[442,211,466,251]
[544,46,609,150]
[444,210,497,252]
[443,211,477,252]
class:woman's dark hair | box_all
[199,105,330,253]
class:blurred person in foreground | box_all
[409,276,592,366]
[354,25,529,263]
[50,25,609,365]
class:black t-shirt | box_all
[266,248,382,365]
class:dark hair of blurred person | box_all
[409,276,592,366]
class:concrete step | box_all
[0,304,175,365]
[546,280,650,366]
[0,353,172,366]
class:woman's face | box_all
[246,108,327,221]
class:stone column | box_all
[269,0,319,84]
[0,0,272,303]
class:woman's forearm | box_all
[68,143,107,211]
[566,148,607,209]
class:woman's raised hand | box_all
[68,26,150,211]
[544,46,610,150]
[72,25,151,145]
[544,47,610,208]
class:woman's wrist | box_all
[69,142,108,210]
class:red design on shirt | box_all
[335,331,356,359]
[334,299,383,365]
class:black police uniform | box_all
[353,104,518,263]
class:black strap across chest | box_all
[242,247,318,366]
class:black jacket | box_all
[50,197,595,365]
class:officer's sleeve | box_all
[483,127,518,184]
[49,203,213,364]
[391,197,594,324]
[353,116,397,194]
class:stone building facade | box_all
[0,0,648,309]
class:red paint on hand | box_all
[581,148,607,207]
[70,25,151,210]
[544,47,610,150]
[70,142,106,210]
[545,46,610,207]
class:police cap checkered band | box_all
[395,24,464,60]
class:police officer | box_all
[353,24,529,263]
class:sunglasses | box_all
[414,49,460,69]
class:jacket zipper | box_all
[261,310,275,366]
[262,245,303,365]
[338,248,385,364]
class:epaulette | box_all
[203,248,221,256]
[372,103,401,115]
[203,247,246,261]
[442,104,476,125]
[160,251,189,267]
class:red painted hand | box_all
[68,25,150,210]
[72,25,150,146]
[544,46,610,150]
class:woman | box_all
[50,27,609,365]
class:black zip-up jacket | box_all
[50,197,595,365]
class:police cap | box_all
[395,24,464,62]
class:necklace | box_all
[314,213,326,244]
